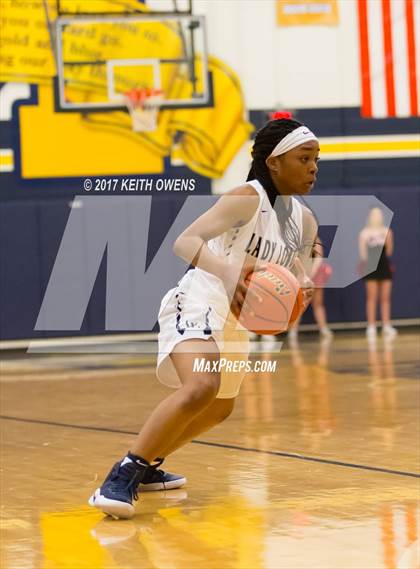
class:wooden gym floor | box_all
[1,330,419,569]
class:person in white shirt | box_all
[89,116,320,519]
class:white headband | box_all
[269,125,318,157]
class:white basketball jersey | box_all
[174,179,304,316]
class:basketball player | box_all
[89,117,320,519]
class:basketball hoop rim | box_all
[123,88,164,132]
[123,87,164,109]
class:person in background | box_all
[288,238,333,345]
[359,207,396,340]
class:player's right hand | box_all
[220,261,264,320]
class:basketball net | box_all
[123,87,164,132]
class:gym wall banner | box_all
[276,0,339,26]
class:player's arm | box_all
[293,205,318,306]
[297,205,319,275]
[173,185,261,316]
[310,238,324,278]
[173,184,259,275]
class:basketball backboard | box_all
[53,10,212,112]
[55,0,193,16]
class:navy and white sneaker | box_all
[140,458,187,492]
[89,456,147,519]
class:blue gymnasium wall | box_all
[1,108,419,340]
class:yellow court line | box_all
[320,140,420,153]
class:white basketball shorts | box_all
[156,287,250,399]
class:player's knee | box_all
[180,378,219,411]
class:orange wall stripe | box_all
[358,0,372,117]
[382,0,396,117]
[405,0,419,116]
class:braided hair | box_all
[246,117,304,252]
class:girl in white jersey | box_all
[90,117,320,519]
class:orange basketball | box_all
[240,263,304,335]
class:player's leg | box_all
[380,280,397,337]
[157,397,236,458]
[139,397,235,491]
[366,280,378,339]
[89,339,221,518]
[130,340,221,460]
[140,393,227,492]
[139,398,236,491]
[141,339,245,490]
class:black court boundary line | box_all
[1,414,419,479]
